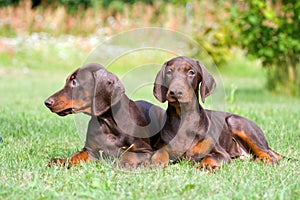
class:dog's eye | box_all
[166,69,173,75]
[71,78,78,87]
[107,79,114,86]
[187,69,195,76]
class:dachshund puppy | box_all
[152,56,281,170]
[45,63,165,168]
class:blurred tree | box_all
[0,0,19,6]
[193,23,233,66]
[192,0,233,66]
[230,0,300,95]
[30,0,92,12]
[31,0,40,8]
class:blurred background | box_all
[1,2,299,199]
[0,0,299,96]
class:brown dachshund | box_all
[45,63,165,168]
[151,56,281,170]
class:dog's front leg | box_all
[119,151,152,169]
[47,148,90,168]
[199,144,231,172]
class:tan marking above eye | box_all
[169,65,175,71]
[185,65,191,70]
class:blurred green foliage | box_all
[193,24,233,66]
[230,0,300,95]
[0,0,19,7]
[0,23,17,37]
[57,0,92,10]
[101,0,153,8]
[2,0,299,95]
[2,0,188,11]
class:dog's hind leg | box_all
[226,115,281,164]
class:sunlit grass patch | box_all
[0,41,299,199]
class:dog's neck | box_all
[102,95,148,128]
[97,95,137,136]
[168,96,202,117]
[97,95,129,120]
[107,95,131,119]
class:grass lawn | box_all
[0,40,299,200]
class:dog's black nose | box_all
[44,98,54,108]
[169,89,183,99]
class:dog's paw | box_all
[47,158,67,167]
[119,152,151,169]
[199,156,220,172]
[151,149,169,168]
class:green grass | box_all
[0,43,300,200]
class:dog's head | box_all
[44,63,125,116]
[153,56,216,104]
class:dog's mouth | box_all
[57,108,74,116]
[167,96,191,104]
[47,100,91,116]
[56,105,91,116]
[167,97,179,103]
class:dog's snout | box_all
[45,98,54,108]
[169,88,183,99]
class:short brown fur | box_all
[152,56,281,170]
[45,63,165,168]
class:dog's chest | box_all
[161,112,204,158]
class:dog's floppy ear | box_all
[92,69,125,116]
[153,62,168,103]
[196,61,216,103]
